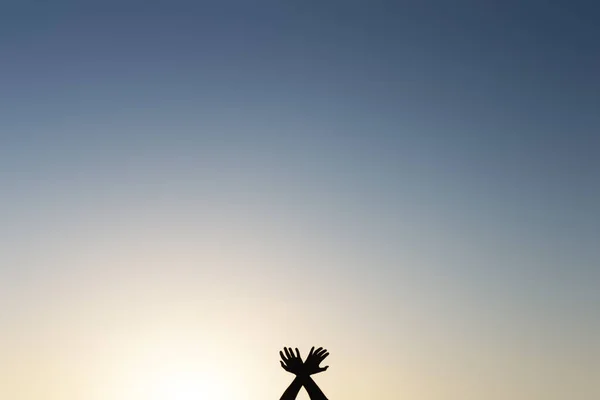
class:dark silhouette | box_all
[279,347,329,400]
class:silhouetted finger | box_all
[314,347,323,356]
[320,351,329,359]
[285,347,293,359]
[295,348,301,359]
[280,361,289,371]
[308,346,315,357]
[280,350,288,362]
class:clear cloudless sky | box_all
[1,1,598,400]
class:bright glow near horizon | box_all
[111,353,235,400]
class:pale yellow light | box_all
[89,330,245,400]
[116,360,239,400]
[146,371,222,400]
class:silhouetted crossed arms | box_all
[279,347,329,400]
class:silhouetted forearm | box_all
[302,376,328,400]
[280,376,303,400]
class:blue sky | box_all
[1,1,599,399]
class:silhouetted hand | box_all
[279,346,330,400]
[280,347,304,375]
[303,347,329,375]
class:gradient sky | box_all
[1,1,599,400]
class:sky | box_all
[1,1,599,399]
